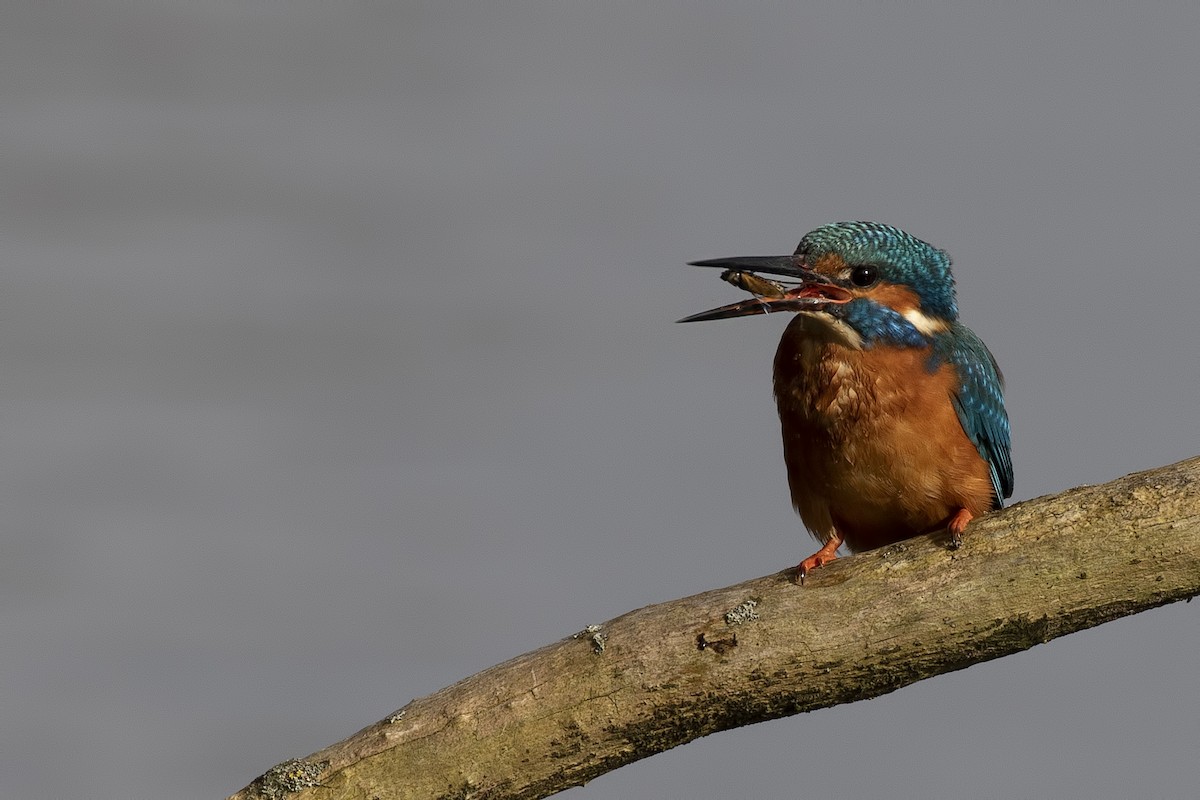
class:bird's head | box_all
[679,221,959,348]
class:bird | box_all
[679,221,1012,582]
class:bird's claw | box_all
[947,507,973,551]
[795,538,842,585]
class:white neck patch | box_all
[901,307,948,335]
[797,310,864,350]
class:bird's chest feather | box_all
[773,319,935,442]
[772,314,984,545]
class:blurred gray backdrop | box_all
[3,3,1198,798]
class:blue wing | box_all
[941,324,1013,506]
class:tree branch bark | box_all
[230,456,1200,800]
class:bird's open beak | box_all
[677,256,853,323]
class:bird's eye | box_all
[849,266,878,287]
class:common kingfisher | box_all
[680,222,1012,582]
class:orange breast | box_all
[773,314,995,552]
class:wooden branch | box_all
[230,456,1200,800]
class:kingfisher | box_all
[679,222,1012,582]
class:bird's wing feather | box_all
[944,324,1013,506]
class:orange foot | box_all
[947,507,974,550]
[795,534,842,585]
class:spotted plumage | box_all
[680,221,1012,581]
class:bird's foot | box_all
[795,536,842,585]
[947,507,974,550]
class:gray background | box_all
[3,3,1198,798]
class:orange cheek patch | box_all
[862,283,922,311]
